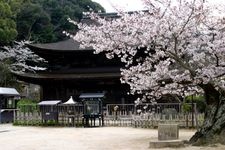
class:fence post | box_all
[194,103,200,130]
[106,104,109,116]
[134,104,136,115]
[13,109,16,123]
[191,95,194,128]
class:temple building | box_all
[16,39,135,105]
[15,13,138,105]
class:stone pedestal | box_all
[149,140,184,148]
[149,124,184,148]
[158,124,179,140]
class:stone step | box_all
[149,140,185,148]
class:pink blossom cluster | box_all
[0,41,46,73]
[69,0,225,102]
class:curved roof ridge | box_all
[27,39,93,51]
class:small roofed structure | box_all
[79,93,105,127]
[0,87,20,97]
[38,100,61,106]
[38,100,61,124]
[63,96,77,105]
[0,87,20,123]
[60,96,82,126]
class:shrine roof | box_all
[27,39,93,51]
[38,100,61,105]
[15,72,120,83]
[27,11,148,52]
[0,87,20,97]
[79,93,105,99]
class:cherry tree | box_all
[68,0,225,145]
[0,41,46,73]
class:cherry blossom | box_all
[0,41,46,73]
[68,0,225,102]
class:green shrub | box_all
[41,120,59,126]
[185,95,206,113]
[17,98,38,113]
[182,103,192,113]
[13,120,42,126]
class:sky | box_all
[93,0,225,13]
[92,0,145,12]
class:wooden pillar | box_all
[40,86,43,100]
[0,95,2,123]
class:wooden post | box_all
[191,95,194,128]
[0,96,2,124]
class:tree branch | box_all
[166,51,196,77]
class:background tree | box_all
[16,0,105,43]
[0,0,104,44]
[0,0,17,45]
[0,62,20,88]
[16,2,54,43]
[70,0,225,145]
[0,0,104,91]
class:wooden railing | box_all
[104,103,202,128]
[14,103,204,128]
[14,104,84,126]
[104,113,204,128]
[106,103,193,116]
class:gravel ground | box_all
[0,124,224,150]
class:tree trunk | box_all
[189,84,225,145]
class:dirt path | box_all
[0,124,224,150]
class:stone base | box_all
[158,124,179,140]
[149,140,184,148]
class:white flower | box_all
[67,0,225,103]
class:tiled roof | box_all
[27,39,92,51]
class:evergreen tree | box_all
[0,1,17,45]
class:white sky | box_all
[92,0,145,12]
[93,0,225,13]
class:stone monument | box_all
[149,124,184,148]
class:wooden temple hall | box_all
[16,38,135,105]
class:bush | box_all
[13,120,42,126]
[182,103,192,113]
[17,98,38,112]
[185,95,206,113]
[43,120,58,126]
